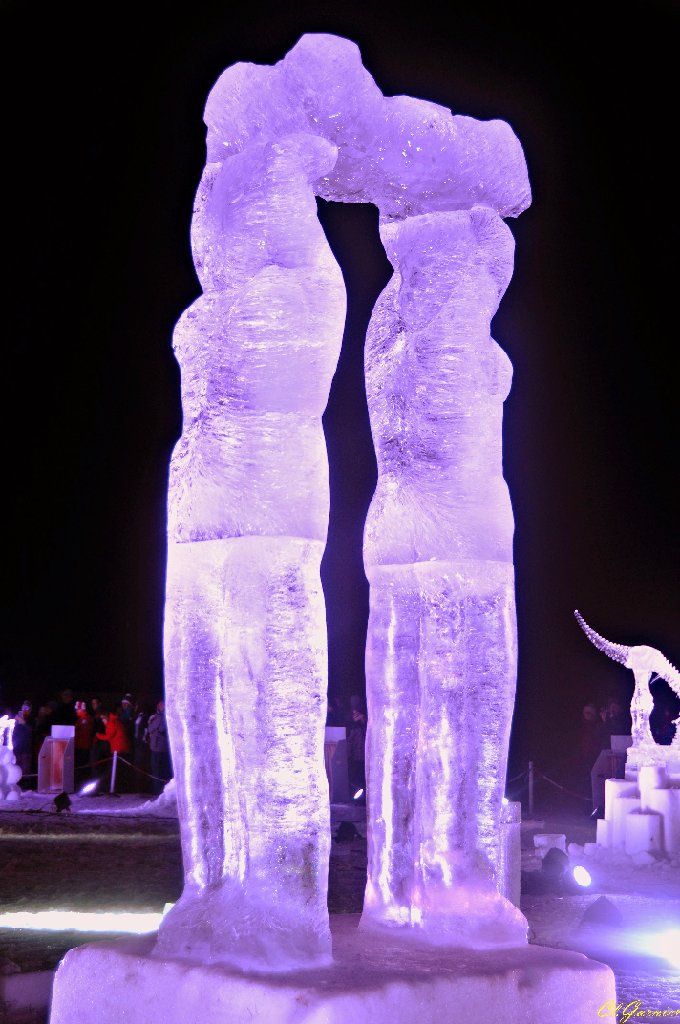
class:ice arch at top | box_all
[194,33,530,279]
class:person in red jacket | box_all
[96,710,131,753]
[96,710,132,791]
[74,701,94,779]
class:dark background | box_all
[1,1,677,787]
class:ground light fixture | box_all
[540,848,593,893]
[53,792,72,813]
[540,847,570,880]
[571,865,592,887]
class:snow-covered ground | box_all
[1,790,680,1020]
[520,812,680,1015]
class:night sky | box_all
[2,1,677,782]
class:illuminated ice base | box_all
[49,915,615,1024]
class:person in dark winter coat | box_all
[133,701,151,792]
[347,694,367,800]
[12,704,34,782]
[74,702,94,778]
[88,698,109,781]
[146,700,172,795]
[604,696,632,743]
[51,689,78,727]
[118,695,135,749]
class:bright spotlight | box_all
[649,928,680,969]
[79,780,99,796]
[0,910,163,934]
[572,865,592,887]
[353,788,364,801]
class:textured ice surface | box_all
[158,31,530,971]
[201,34,530,222]
[156,127,345,971]
[50,919,615,1024]
[361,209,527,947]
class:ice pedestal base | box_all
[49,915,615,1024]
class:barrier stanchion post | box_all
[110,751,118,794]
[528,760,534,817]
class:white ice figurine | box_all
[157,32,530,971]
[575,610,680,770]
[0,744,22,801]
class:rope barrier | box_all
[11,751,172,792]
[536,771,591,802]
[12,749,596,806]
[115,755,172,785]
[505,762,595,810]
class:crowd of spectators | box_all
[574,693,679,816]
[0,689,172,795]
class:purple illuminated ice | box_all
[362,208,527,947]
[154,133,346,970]
[575,611,680,770]
[156,32,530,971]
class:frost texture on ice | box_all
[361,211,527,947]
[156,32,530,971]
[155,131,345,972]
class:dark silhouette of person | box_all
[88,697,109,781]
[604,696,631,744]
[146,700,172,795]
[573,702,608,799]
[51,688,78,727]
[12,703,34,784]
[347,694,367,800]
[74,701,94,778]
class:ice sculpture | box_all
[575,610,680,771]
[0,743,22,801]
[155,32,530,970]
[362,208,527,947]
[153,131,346,971]
[0,713,13,748]
[595,767,680,857]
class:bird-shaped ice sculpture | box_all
[574,609,680,751]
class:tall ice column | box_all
[153,132,345,971]
[361,207,528,948]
